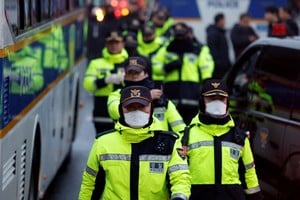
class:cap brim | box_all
[143,30,155,36]
[106,36,123,42]
[122,98,151,107]
[174,31,187,36]
[202,90,228,97]
[126,65,144,73]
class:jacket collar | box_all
[114,118,162,143]
[102,48,128,63]
[190,113,235,137]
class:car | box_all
[225,37,300,199]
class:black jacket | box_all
[230,24,258,59]
[206,24,231,79]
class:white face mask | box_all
[205,100,227,116]
[124,110,150,128]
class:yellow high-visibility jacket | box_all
[79,120,191,200]
[186,113,261,199]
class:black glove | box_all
[246,191,263,200]
[94,79,105,88]
[164,59,182,73]
[153,95,168,107]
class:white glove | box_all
[104,74,124,84]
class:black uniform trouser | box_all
[190,184,246,200]
[93,96,114,134]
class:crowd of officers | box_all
[79,1,263,200]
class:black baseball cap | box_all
[172,22,189,37]
[124,31,138,47]
[201,79,229,97]
[105,30,123,42]
[121,86,152,107]
[125,57,148,73]
[142,25,155,37]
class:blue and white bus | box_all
[0,0,87,199]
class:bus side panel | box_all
[0,113,36,200]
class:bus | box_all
[0,0,87,199]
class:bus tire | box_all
[72,83,80,141]
[28,131,41,200]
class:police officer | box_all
[152,22,214,124]
[182,79,262,200]
[107,57,186,134]
[150,5,174,40]
[79,86,191,200]
[137,24,167,85]
[123,31,152,73]
[83,29,128,134]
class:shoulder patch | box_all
[95,129,115,139]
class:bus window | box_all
[78,0,85,7]
[21,0,31,30]
[5,0,19,35]
[66,0,74,11]
[41,0,50,21]
[49,0,55,18]
[31,0,41,24]
[67,0,84,11]
[5,0,34,34]
[49,0,66,18]
[57,1,68,16]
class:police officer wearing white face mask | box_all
[79,85,191,200]
[180,79,262,200]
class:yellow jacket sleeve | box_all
[241,138,261,194]
[151,47,167,77]
[78,140,101,200]
[83,59,99,93]
[168,139,191,199]
[197,45,214,80]
[107,89,121,120]
[166,100,186,136]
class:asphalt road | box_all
[46,88,96,200]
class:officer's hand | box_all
[105,74,124,85]
[150,89,163,100]
[164,60,182,73]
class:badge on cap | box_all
[211,82,220,88]
[130,58,138,66]
[111,31,118,37]
[130,89,141,97]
